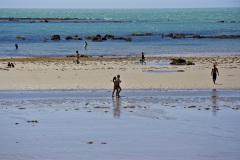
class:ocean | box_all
[0,8,240,58]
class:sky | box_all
[1,0,240,8]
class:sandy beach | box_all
[1,56,240,160]
[0,56,240,90]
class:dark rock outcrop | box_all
[16,36,25,40]
[103,34,115,40]
[170,58,195,65]
[65,36,73,40]
[131,33,153,36]
[186,61,195,65]
[84,36,93,40]
[217,20,236,23]
[164,33,240,39]
[92,35,102,42]
[192,35,240,39]
[92,37,102,42]
[170,58,186,65]
[112,37,131,41]
[51,35,61,40]
[84,35,102,41]
[125,37,132,41]
[218,20,225,23]
[73,37,82,40]
[65,35,82,40]
[164,33,174,38]
[165,33,194,39]
[211,35,240,39]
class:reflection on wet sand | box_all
[112,97,121,118]
[211,89,218,116]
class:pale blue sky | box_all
[1,0,240,8]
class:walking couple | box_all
[112,75,122,97]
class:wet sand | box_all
[0,90,239,160]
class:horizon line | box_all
[0,6,239,9]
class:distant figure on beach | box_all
[15,44,18,49]
[115,75,122,97]
[76,51,80,64]
[211,64,219,84]
[161,33,164,38]
[140,52,146,65]
[84,41,88,49]
[112,76,117,97]
[7,62,14,68]
[7,62,11,68]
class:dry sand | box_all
[0,56,240,90]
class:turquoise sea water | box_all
[0,8,240,57]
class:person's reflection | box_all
[112,97,121,118]
[211,89,218,116]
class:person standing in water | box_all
[15,44,18,49]
[112,77,117,97]
[84,41,88,50]
[211,64,219,84]
[115,75,122,97]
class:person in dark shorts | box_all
[140,52,146,65]
[211,64,219,84]
[115,75,122,97]
[76,51,80,64]
[112,76,117,97]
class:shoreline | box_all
[1,89,240,92]
[1,89,240,98]
[1,56,240,91]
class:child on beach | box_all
[211,64,219,84]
